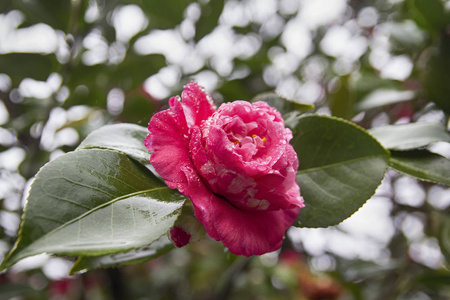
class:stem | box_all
[106,268,126,300]
[213,256,252,300]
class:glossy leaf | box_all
[369,122,450,150]
[70,236,174,274]
[389,150,450,186]
[77,123,150,164]
[356,89,415,111]
[291,115,389,228]
[252,92,314,116]
[0,149,185,270]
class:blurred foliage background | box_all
[0,0,449,299]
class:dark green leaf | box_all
[70,235,174,274]
[13,0,71,31]
[113,53,166,90]
[195,0,225,42]
[0,53,56,83]
[292,115,389,227]
[251,92,314,115]
[413,270,450,289]
[369,122,450,150]
[0,283,42,300]
[1,149,185,270]
[328,75,355,119]
[424,33,450,115]
[140,0,192,29]
[440,215,450,263]
[389,150,450,186]
[77,123,150,164]
[406,0,448,33]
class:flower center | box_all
[233,134,267,147]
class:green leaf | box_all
[195,0,225,42]
[291,115,389,228]
[1,149,185,270]
[13,0,71,31]
[113,53,166,90]
[356,89,415,111]
[0,53,56,83]
[140,0,192,29]
[77,123,150,164]
[328,75,355,120]
[0,283,42,300]
[368,122,450,150]
[389,20,427,51]
[389,150,450,186]
[406,0,448,33]
[440,215,450,263]
[252,92,314,115]
[413,270,450,289]
[70,235,174,274]
[424,33,450,115]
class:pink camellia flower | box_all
[144,82,304,256]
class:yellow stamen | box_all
[234,140,239,145]
[252,134,257,138]
[262,137,267,143]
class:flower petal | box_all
[181,81,216,127]
[211,197,301,256]
[179,164,220,240]
[145,98,190,189]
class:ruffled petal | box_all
[181,81,216,128]
[145,98,191,189]
[179,164,219,240]
[211,196,301,256]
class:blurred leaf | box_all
[195,0,225,42]
[12,0,71,31]
[252,92,314,115]
[1,149,185,270]
[121,91,156,124]
[292,115,389,227]
[413,270,450,289]
[340,259,403,282]
[368,122,450,150]
[0,283,41,300]
[140,0,192,29]
[77,123,150,164]
[390,20,427,51]
[71,235,174,274]
[328,76,355,119]
[424,33,450,114]
[389,150,450,186]
[218,79,254,101]
[64,53,165,107]
[356,89,416,111]
[0,53,56,83]
[406,0,448,33]
[439,214,450,262]
[64,66,110,107]
[113,53,166,90]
